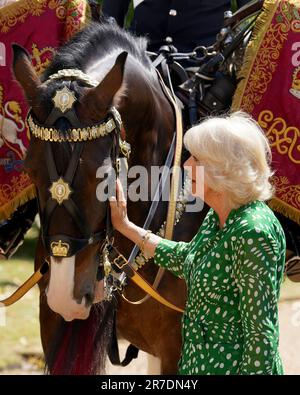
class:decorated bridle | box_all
[0,67,185,316]
[27,72,126,258]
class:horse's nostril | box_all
[84,292,94,306]
[76,287,94,307]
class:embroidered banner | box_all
[0,0,89,221]
[232,0,300,225]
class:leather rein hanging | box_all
[0,69,184,314]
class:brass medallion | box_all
[52,86,76,113]
[49,177,72,204]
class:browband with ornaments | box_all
[27,114,117,142]
[45,68,99,87]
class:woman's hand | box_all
[109,178,161,257]
[109,178,130,232]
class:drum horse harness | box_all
[0,62,187,365]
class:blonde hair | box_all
[184,111,274,209]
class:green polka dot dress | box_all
[154,200,286,375]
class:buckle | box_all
[113,253,128,270]
[119,137,131,158]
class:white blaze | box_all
[46,256,90,321]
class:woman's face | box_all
[183,155,208,199]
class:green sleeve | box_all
[153,209,213,279]
[154,239,190,279]
[232,229,285,375]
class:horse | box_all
[12,20,208,374]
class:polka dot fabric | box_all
[154,200,286,375]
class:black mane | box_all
[42,20,151,80]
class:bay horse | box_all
[12,21,207,374]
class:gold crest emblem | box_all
[290,66,300,99]
[52,86,76,113]
[49,177,72,204]
[51,240,70,257]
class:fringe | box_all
[231,0,279,111]
[83,0,92,26]
[0,184,36,222]
[268,197,300,226]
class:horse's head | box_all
[13,44,127,321]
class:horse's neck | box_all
[117,71,174,233]
[87,52,174,168]
[121,71,174,169]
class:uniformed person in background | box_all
[102,0,251,53]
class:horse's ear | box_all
[97,51,128,100]
[78,51,128,120]
[12,44,41,102]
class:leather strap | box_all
[107,309,139,366]
[156,70,183,241]
[111,245,184,313]
[224,0,264,27]
[0,260,49,307]
[127,133,176,264]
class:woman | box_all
[109,111,286,375]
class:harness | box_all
[0,69,185,314]
[0,0,268,307]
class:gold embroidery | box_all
[258,110,300,164]
[291,0,300,32]
[0,0,87,36]
[271,175,300,210]
[48,0,89,39]
[0,172,32,205]
[0,85,26,159]
[241,3,290,112]
[31,44,55,75]
[232,1,300,112]
[290,66,300,99]
[0,0,48,33]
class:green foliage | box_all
[125,1,134,28]
[231,0,238,13]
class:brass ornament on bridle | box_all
[49,177,72,205]
[50,240,70,257]
[25,68,131,261]
[52,86,77,113]
[27,114,117,142]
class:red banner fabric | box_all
[0,0,89,221]
[232,0,300,225]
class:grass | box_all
[279,276,300,301]
[0,225,42,371]
[0,223,299,372]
